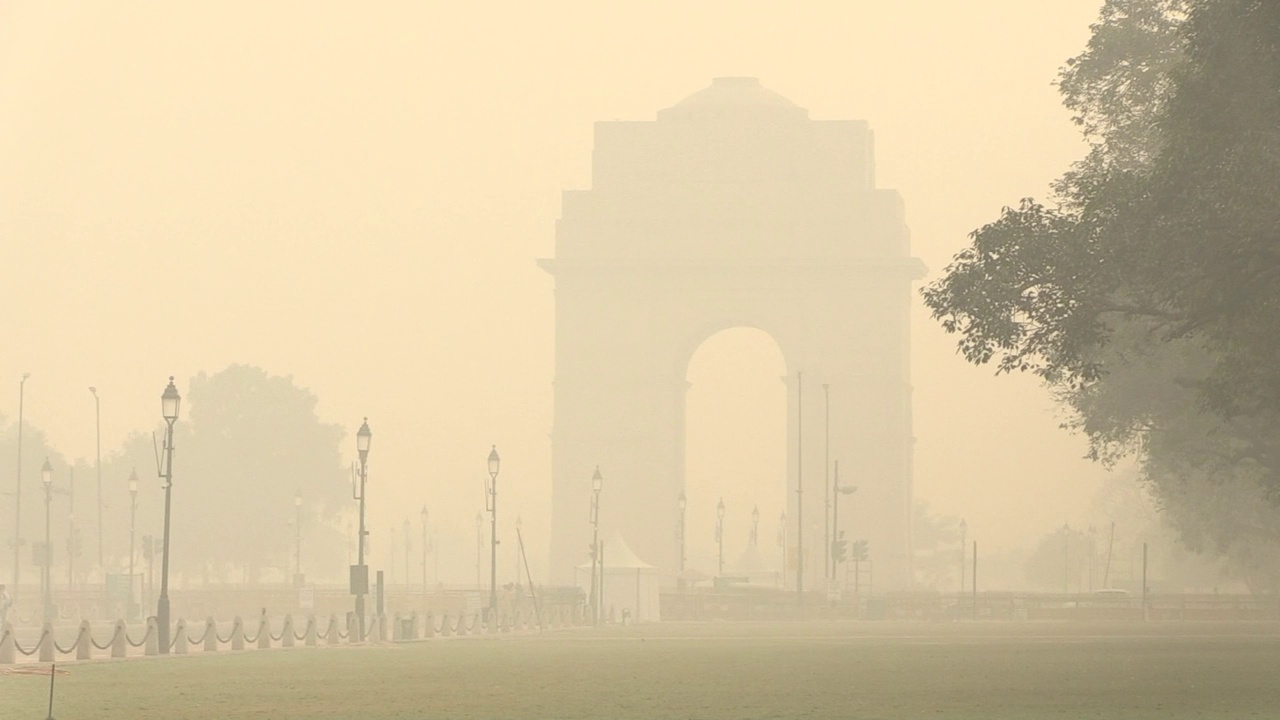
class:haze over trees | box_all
[924,0,1280,590]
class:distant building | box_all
[540,77,925,590]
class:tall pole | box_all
[294,494,302,585]
[590,466,601,626]
[822,383,830,581]
[354,418,371,643]
[128,470,137,620]
[1062,523,1070,594]
[42,459,52,619]
[90,387,102,578]
[420,506,428,598]
[972,540,978,620]
[157,377,180,655]
[959,519,967,595]
[402,518,411,590]
[831,461,849,580]
[715,498,726,577]
[67,469,75,588]
[486,446,501,619]
[12,373,29,591]
[796,371,804,603]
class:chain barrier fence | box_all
[0,602,585,666]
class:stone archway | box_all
[540,77,926,591]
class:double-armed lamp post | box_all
[157,377,180,654]
[353,418,371,641]
[485,446,500,617]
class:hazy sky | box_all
[1,1,1114,580]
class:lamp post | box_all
[485,446,500,617]
[12,372,29,591]
[1087,524,1097,593]
[157,377,180,654]
[41,458,53,620]
[353,418,371,642]
[420,506,429,598]
[715,498,726,577]
[959,518,968,595]
[128,469,138,620]
[676,492,686,575]
[751,505,759,547]
[89,386,102,578]
[590,466,602,625]
[294,491,303,587]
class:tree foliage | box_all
[923,0,1280,586]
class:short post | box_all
[1,623,15,664]
[174,619,189,654]
[204,618,217,652]
[282,615,295,648]
[326,615,339,646]
[110,620,126,659]
[76,621,91,661]
[257,617,271,649]
[305,615,317,647]
[231,617,245,651]
[38,622,54,662]
[144,617,159,656]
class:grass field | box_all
[3,621,1279,719]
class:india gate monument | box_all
[540,77,926,591]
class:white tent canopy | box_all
[576,531,662,622]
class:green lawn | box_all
[3,621,1279,719]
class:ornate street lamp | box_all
[353,418,371,641]
[590,466,602,625]
[157,377,180,654]
[485,446,500,617]
[716,497,726,577]
[41,458,53,619]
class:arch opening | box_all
[683,327,787,583]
